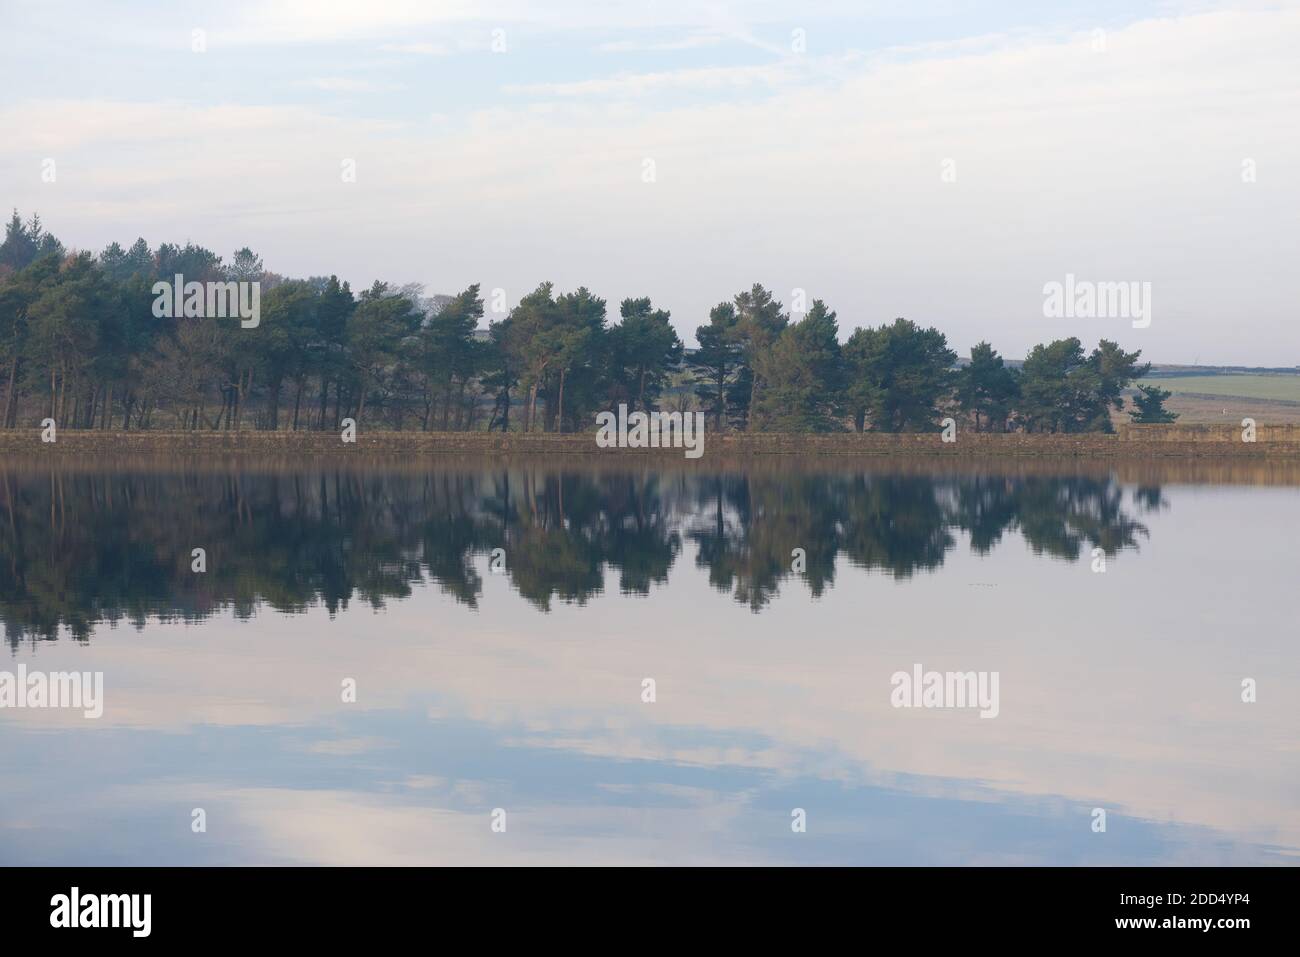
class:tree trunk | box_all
[2,355,18,429]
[234,368,253,430]
[355,378,368,422]
[454,378,467,430]
[544,381,558,433]
[746,371,759,431]
[316,377,329,430]
[716,371,728,432]
[268,376,282,430]
[556,368,567,434]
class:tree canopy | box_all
[0,211,1160,435]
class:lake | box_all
[1,458,1296,865]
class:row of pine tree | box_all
[0,211,1176,433]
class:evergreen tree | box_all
[0,210,39,272]
[690,302,742,431]
[0,210,1195,436]
[1018,338,1148,433]
[421,284,485,430]
[844,318,956,432]
[730,283,788,430]
[1129,383,1179,423]
[751,300,845,431]
[608,296,682,414]
[955,341,1019,432]
[227,247,264,282]
[550,287,607,432]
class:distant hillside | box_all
[1146,365,1300,377]
[1138,373,1300,404]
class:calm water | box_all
[1,459,1296,865]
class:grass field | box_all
[1142,374,1300,403]
[1155,395,1300,425]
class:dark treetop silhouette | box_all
[0,210,1171,436]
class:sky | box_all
[0,0,1297,364]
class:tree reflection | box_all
[0,465,1152,642]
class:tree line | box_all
[0,210,1177,433]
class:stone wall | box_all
[2,425,1299,458]
[1116,422,1300,443]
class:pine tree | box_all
[955,342,1019,431]
[1129,383,1179,423]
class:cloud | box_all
[378,41,450,56]
[215,0,485,46]
[596,33,729,54]
[299,76,406,93]
[503,61,810,98]
[304,736,396,755]
[201,787,760,865]
[1,6,1296,362]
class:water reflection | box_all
[0,465,1161,641]
[1,459,1297,866]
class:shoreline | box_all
[5,455,1300,488]
[2,424,1300,459]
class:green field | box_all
[1142,374,1300,403]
